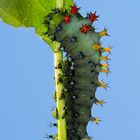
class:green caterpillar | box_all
[44,5,110,140]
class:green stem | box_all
[56,0,64,9]
[54,46,67,140]
[54,1,67,140]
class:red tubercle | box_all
[71,5,79,14]
[64,15,71,23]
[80,24,90,34]
[88,12,99,22]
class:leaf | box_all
[0,0,74,51]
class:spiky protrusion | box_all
[71,5,79,14]
[93,43,101,50]
[80,24,90,33]
[82,136,92,140]
[88,12,99,22]
[99,80,107,89]
[92,117,101,124]
[100,69,109,74]
[100,28,109,37]
[100,56,109,61]
[102,47,112,53]
[64,15,71,23]
[48,122,58,127]
[95,99,106,106]
[52,108,58,119]
[53,91,57,101]
[44,134,58,140]
[101,63,108,68]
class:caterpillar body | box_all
[44,5,110,140]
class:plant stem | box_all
[55,1,67,140]
[54,46,67,140]
[56,0,64,9]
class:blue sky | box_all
[0,0,140,140]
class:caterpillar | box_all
[44,5,111,140]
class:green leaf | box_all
[0,0,74,51]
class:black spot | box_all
[63,9,69,15]
[52,8,60,14]
[58,63,62,69]
[68,55,72,60]
[43,31,48,35]
[43,20,50,25]
[55,62,62,69]
[70,70,75,76]
[70,36,77,44]
[88,61,98,66]
[45,15,52,21]
[62,107,68,119]
[69,86,75,92]
[88,60,92,64]
[61,45,66,51]
[53,35,57,41]
[90,96,94,100]
[56,24,63,32]
[48,34,51,37]
[58,77,63,83]
[70,128,77,134]
[48,135,53,138]
[59,89,66,100]
[73,112,80,117]
[77,52,85,59]
[48,122,57,127]
[59,93,65,100]
[53,123,57,127]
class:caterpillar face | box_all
[45,5,110,140]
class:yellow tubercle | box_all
[96,99,105,106]
[103,47,111,53]
[100,69,109,73]
[100,56,109,61]
[92,117,101,124]
[83,137,91,140]
[101,63,108,68]
[100,28,109,37]
[99,80,107,89]
[93,43,101,50]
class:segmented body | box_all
[44,6,110,140]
